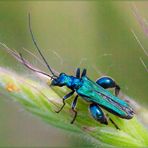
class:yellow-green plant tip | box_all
[0,67,148,147]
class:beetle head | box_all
[51,73,67,87]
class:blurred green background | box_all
[0,1,147,147]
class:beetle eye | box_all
[50,79,58,86]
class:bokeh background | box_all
[0,1,147,147]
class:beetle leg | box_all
[70,95,78,124]
[81,69,87,77]
[76,68,80,78]
[109,117,120,130]
[96,76,120,96]
[106,114,120,130]
[89,103,108,125]
[55,90,75,113]
[114,84,120,96]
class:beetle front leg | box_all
[75,68,80,78]
[55,90,75,113]
[76,68,87,78]
[70,95,78,124]
[96,76,120,96]
[81,69,87,77]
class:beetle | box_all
[19,14,134,129]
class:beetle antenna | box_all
[28,13,57,78]
[19,53,54,79]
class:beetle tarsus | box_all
[55,91,74,113]
[70,95,78,124]
[109,117,120,130]
[115,84,120,97]
[70,109,77,124]
[55,100,65,113]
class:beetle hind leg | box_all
[109,117,120,130]
[89,104,120,129]
[106,114,120,130]
[96,76,120,96]
[89,103,108,125]
[114,84,120,96]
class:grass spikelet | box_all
[0,67,148,147]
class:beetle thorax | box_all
[51,73,82,90]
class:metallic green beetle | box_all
[19,14,134,129]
